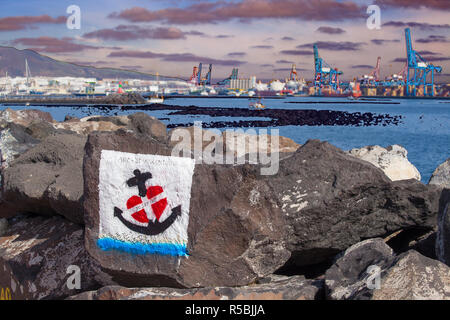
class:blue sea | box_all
[1,96,449,183]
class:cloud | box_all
[297,41,365,51]
[12,37,103,53]
[391,56,449,63]
[280,49,313,55]
[416,35,449,43]
[417,50,440,55]
[108,50,245,66]
[215,34,234,38]
[276,60,294,64]
[83,25,205,41]
[281,36,295,41]
[371,39,400,45]
[0,15,65,31]
[108,0,365,25]
[382,21,450,30]
[250,45,274,49]
[227,52,246,57]
[274,67,307,72]
[260,64,274,67]
[351,65,374,69]
[316,26,346,34]
[375,0,450,10]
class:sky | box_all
[0,0,449,82]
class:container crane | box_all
[217,68,238,86]
[404,28,442,96]
[313,44,343,95]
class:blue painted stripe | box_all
[97,238,188,257]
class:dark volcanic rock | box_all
[68,275,322,300]
[83,133,439,288]
[437,188,450,265]
[371,250,450,300]
[25,120,57,140]
[268,140,440,268]
[83,130,289,288]
[128,112,167,141]
[0,132,86,223]
[325,238,395,300]
[0,120,40,167]
[105,93,146,105]
[325,239,450,300]
[0,215,113,300]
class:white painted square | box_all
[97,150,195,256]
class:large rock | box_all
[348,144,421,181]
[83,134,439,288]
[0,108,54,127]
[0,132,86,223]
[372,250,450,300]
[68,275,322,300]
[268,140,439,268]
[0,215,113,300]
[429,158,450,189]
[0,120,39,168]
[437,189,450,265]
[325,238,450,300]
[128,112,167,142]
[83,130,289,288]
[325,238,395,300]
[168,126,300,159]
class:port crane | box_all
[313,44,343,95]
[217,68,238,86]
[289,64,298,81]
[404,28,442,96]
[190,63,213,86]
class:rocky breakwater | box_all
[0,108,448,300]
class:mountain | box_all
[0,46,180,80]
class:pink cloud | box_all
[0,15,65,31]
[109,0,364,24]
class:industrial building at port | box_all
[0,28,448,99]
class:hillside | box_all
[0,46,179,80]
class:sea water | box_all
[1,96,449,183]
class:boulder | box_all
[83,134,440,288]
[437,189,450,265]
[348,144,421,181]
[223,131,300,158]
[128,112,167,142]
[0,215,113,300]
[83,130,289,288]
[325,238,395,300]
[325,239,450,300]
[0,218,7,236]
[0,121,39,168]
[53,118,122,135]
[168,126,300,159]
[429,158,450,189]
[0,108,53,127]
[25,120,58,140]
[267,140,439,268]
[105,92,146,105]
[0,132,86,223]
[68,275,322,300]
[372,250,450,300]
